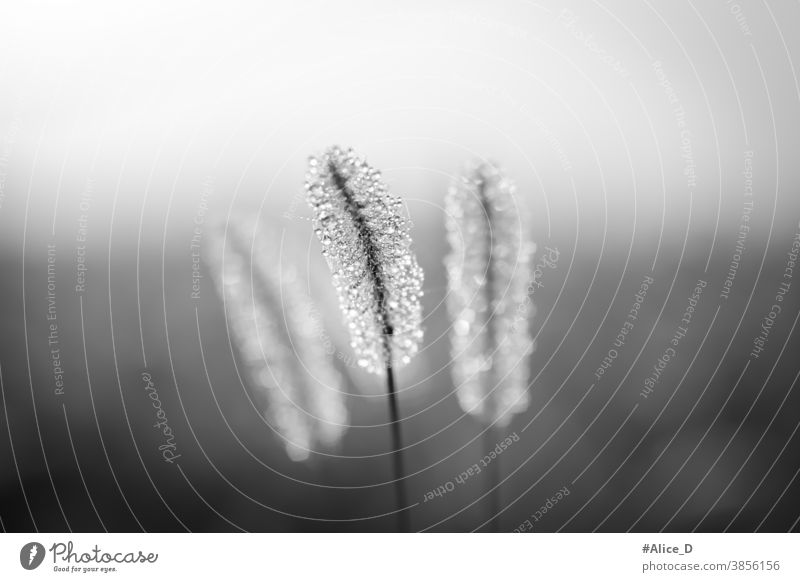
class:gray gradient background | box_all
[1,0,799,531]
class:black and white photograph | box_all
[0,0,798,578]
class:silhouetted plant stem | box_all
[385,362,409,532]
[483,425,501,532]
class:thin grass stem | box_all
[386,364,409,532]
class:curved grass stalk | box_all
[206,217,348,462]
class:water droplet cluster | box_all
[306,146,424,375]
[445,161,536,427]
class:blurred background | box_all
[1,0,799,532]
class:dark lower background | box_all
[1,223,798,532]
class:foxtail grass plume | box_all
[206,217,348,462]
[305,146,424,374]
[306,145,423,531]
[445,161,536,427]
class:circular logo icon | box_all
[20,542,46,570]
